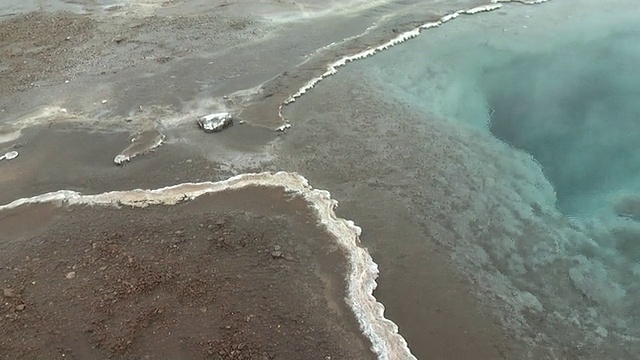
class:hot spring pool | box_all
[346,0,640,356]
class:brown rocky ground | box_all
[0,187,374,360]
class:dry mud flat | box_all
[0,184,378,360]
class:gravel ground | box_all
[0,187,374,359]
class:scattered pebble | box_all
[101,99,107,104]
[271,251,283,258]
[3,288,16,298]
[16,304,26,311]
[66,271,76,279]
[273,245,282,251]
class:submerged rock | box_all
[198,112,233,133]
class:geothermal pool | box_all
[345,0,640,355]
[3,0,640,358]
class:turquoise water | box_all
[483,30,640,219]
[351,0,640,353]
[369,2,640,222]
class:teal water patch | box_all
[348,0,640,353]
[364,1,640,223]
[483,31,640,219]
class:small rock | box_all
[197,112,233,133]
[271,251,283,258]
[3,288,15,298]
[66,271,76,279]
[276,123,292,132]
[15,304,26,311]
[0,151,19,161]
[101,99,107,104]
[273,245,282,251]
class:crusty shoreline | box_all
[0,171,416,359]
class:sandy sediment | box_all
[0,171,415,360]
